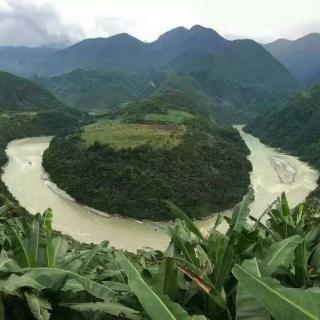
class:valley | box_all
[0,11,319,318]
[2,127,318,251]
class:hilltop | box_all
[246,84,320,201]
[34,69,164,113]
[265,33,320,84]
[0,71,89,203]
[1,25,299,122]
[43,89,251,220]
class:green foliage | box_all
[117,253,191,320]
[246,85,320,200]
[233,262,320,320]
[43,117,251,220]
[144,110,195,124]
[35,69,164,113]
[82,121,184,149]
[32,26,299,123]
[0,70,90,209]
[0,192,319,319]
[0,71,67,113]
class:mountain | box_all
[246,85,320,170]
[28,25,298,122]
[265,33,320,83]
[151,25,232,63]
[0,46,56,76]
[40,25,234,75]
[0,70,89,180]
[43,33,158,75]
[0,71,70,112]
[308,67,320,85]
[42,87,251,220]
[166,38,298,120]
[34,69,165,113]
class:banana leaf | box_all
[25,292,51,320]
[262,235,303,274]
[235,259,270,320]
[117,253,191,320]
[165,201,204,241]
[60,301,141,320]
[233,263,320,320]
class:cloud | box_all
[0,0,83,47]
[96,17,137,37]
[288,20,320,39]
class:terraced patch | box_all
[82,121,185,149]
[144,109,194,124]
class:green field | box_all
[144,109,194,124]
[82,121,185,149]
[0,111,37,119]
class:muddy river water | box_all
[2,126,318,251]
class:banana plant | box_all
[161,192,258,319]
[0,209,140,320]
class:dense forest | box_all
[246,85,320,168]
[1,192,320,320]
[0,14,320,320]
[28,25,300,123]
[0,71,90,207]
[34,70,165,113]
[246,85,320,198]
[43,110,251,220]
[0,71,70,112]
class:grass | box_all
[0,111,37,119]
[82,120,185,149]
[144,110,194,124]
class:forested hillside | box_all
[43,90,251,220]
[246,85,320,163]
[0,71,90,205]
[265,33,320,84]
[30,25,299,122]
[0,71,69,112]
[34,70,165,113]
[166,39,297,121]
[0,46,56,76]
[246,85,320,197]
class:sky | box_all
[0,0,319,47]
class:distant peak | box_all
[299,33,320,41]
[190,25,216,33]
[190,25,206,31]
[110,32,138,40]
[107,32,143,44]
[170,26,188,33]
[156,27,188,39]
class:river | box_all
[2,126,319,251]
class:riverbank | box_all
[2,128,319,251]
[237,127,319,220]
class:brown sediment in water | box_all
[1,127,319,251]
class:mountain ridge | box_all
[265,33,320,83]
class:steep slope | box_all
[112,72,250,124]
[308,67,320,85]
[0,71,90,204]
[43,33,157,75]
[265,33,320,83]
[40,25,233,75]
[0,46,56,76]
[34,70,165,113]
[0,71,69,112]
[246,85,320,166]
[26,25,299,121]
[43,89,251,220]
[166,39,298,120]
[151,25,232,63]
